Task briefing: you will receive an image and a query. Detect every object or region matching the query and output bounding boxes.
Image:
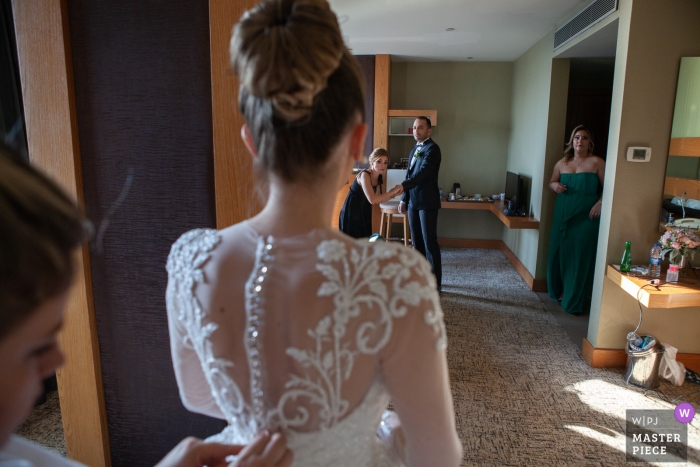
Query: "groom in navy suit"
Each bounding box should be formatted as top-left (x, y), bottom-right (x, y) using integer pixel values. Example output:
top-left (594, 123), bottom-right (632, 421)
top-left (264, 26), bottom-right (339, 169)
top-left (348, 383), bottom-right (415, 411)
top-left (399, 117), bottom-right (442, 291)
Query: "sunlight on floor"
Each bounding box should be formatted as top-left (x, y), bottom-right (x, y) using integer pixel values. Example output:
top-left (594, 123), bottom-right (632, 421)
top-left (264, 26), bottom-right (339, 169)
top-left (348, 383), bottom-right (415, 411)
top-left (564, 379), bottom-right (700, 465)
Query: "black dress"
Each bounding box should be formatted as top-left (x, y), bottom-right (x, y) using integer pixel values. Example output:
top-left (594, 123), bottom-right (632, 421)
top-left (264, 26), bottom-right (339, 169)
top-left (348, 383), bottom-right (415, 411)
top-left (339, 170), bottom-right (381, 239)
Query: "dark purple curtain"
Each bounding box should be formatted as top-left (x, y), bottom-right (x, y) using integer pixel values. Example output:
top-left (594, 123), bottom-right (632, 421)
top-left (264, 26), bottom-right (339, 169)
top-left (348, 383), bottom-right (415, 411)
top-left (67, 2), bottom-right (224, 465)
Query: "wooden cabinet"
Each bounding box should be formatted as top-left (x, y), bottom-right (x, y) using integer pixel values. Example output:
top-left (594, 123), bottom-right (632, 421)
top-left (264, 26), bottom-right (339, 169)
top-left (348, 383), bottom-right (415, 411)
top-left (387, 109), bottom-right (438, 136)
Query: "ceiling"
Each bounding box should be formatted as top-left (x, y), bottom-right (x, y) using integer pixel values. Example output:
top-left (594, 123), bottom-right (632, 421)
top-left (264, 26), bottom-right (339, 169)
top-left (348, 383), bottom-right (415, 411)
top-left (329, 0), bottom-right (595, 62)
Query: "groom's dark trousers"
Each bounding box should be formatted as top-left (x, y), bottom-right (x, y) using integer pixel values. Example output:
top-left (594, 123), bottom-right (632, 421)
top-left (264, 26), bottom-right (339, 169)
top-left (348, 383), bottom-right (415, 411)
top-left (401, 137), bottom-right (442, 289)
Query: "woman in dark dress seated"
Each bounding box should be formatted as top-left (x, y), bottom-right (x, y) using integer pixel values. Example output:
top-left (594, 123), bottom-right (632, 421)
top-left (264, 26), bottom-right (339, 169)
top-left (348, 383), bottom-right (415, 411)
top-left (339, 148), bottom-right (403, 238)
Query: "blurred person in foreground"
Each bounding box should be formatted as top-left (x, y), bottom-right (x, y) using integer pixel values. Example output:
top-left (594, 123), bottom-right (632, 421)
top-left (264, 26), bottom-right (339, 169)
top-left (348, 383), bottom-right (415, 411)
top-left (0, 143), bottom-right (292, 467)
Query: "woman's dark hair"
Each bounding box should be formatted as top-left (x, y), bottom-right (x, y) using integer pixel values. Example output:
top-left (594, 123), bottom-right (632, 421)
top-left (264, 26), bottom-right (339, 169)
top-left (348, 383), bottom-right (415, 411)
top-left (0, 143), bottom-right (87, 339)
top-left (231, 0), bottom-right (365, 183)
top-left (563, 125), bottom-right (595, 161)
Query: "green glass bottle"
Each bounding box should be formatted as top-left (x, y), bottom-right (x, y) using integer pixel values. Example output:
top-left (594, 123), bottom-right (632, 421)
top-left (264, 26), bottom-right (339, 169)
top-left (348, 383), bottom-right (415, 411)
top-left (620, 241), bottom-right (632, 273)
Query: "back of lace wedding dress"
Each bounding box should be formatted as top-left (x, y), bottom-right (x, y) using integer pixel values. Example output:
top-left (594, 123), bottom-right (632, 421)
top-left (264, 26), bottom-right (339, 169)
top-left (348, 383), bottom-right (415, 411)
top-left (166, 222), bottom-right (461, 466)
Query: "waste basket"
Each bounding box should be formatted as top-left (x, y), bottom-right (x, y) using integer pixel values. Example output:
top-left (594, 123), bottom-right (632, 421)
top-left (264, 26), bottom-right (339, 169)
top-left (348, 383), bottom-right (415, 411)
top-left (624, 338), bottom-right (664, 389)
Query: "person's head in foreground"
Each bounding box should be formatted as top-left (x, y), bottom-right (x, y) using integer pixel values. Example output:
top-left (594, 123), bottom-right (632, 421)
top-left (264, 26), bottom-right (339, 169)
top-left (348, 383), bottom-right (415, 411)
top-left (0, 143), bottom-right (86, 447)
top-left (232, 0), bottom-right (366, 192)
top-left (0, 146), bottom-right (294, 467)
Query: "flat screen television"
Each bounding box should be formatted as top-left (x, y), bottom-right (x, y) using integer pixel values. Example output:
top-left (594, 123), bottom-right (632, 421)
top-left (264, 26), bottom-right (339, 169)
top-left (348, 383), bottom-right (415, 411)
top-left (504, 171), bottom-right (524, 209)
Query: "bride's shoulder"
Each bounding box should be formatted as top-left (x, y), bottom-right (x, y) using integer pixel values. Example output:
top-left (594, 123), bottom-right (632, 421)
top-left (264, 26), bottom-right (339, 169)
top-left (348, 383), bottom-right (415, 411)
top-left (322, 235), bottom-right (435, 283)
top-left (166, 228), bottom-right (221, 277)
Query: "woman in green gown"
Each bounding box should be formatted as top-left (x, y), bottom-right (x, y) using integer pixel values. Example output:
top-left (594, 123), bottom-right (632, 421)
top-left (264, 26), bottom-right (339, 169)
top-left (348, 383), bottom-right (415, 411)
top-left (547, 125), bottom-right (605, 315)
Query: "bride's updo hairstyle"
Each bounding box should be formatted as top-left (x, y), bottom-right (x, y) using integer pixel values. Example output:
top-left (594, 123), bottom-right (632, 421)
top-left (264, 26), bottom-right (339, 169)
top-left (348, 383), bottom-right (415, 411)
top-left (231, 0), bottom-right (365, 182)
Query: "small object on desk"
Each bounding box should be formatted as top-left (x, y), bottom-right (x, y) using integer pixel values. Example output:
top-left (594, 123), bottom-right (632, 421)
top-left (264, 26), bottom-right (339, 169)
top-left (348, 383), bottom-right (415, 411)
top-left (666, 264), bottom-right (679, 283)
top-left (473, 193), bottom-right (481, 200)
top-left (620, 241), bottom-right (632, 273)
top-left (448, 192), bottom-right (455, 201)
top-left (612, 264), bottom-right (648, 275)
top-left (503, 200), bottom-right (518, 216)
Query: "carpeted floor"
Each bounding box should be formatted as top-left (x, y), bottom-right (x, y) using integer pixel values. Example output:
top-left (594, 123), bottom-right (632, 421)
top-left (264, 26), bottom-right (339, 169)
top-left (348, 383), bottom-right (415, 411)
top-left (16, 247), bottom-right (700, 465)
top-left (441, 247), bottom-right (699, 466)
top-left (16, 390), bottom-right (66, 456)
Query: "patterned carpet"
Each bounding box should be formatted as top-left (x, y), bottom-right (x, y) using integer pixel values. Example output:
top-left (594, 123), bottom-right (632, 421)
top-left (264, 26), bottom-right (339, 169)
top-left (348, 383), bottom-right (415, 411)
top-left (16, 390), bottom-right (66, 456)
top-left (441, 247), bottom-right (700, 466)
top-left (16, 247), bottom-right (700, 465)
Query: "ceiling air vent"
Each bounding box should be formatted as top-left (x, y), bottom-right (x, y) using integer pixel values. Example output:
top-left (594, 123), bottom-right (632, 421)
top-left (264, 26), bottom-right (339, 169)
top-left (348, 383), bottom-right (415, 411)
top-left (554, 0), bottom-right (618, 49)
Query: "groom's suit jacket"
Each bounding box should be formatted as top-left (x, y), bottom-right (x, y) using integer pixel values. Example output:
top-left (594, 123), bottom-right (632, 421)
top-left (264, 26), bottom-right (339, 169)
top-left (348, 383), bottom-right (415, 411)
top-left (401, 138), bottom-right (442, 210)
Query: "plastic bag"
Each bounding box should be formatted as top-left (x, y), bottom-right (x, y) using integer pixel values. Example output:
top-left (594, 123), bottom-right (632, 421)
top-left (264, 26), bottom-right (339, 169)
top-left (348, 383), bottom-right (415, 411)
top-left (659, 342), bottom-right (686, 386)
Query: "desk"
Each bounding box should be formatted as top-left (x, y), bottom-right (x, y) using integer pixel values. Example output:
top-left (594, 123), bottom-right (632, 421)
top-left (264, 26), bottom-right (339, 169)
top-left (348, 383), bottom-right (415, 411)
top-left (605, 264), bottom-right (700, 308)
top-left (441, 200), bottom-right (540, 229)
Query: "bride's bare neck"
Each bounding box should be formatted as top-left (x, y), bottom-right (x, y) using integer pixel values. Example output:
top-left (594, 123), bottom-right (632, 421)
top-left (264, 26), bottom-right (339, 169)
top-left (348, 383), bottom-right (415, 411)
top-left (248, 177), bottom-right (338, 238)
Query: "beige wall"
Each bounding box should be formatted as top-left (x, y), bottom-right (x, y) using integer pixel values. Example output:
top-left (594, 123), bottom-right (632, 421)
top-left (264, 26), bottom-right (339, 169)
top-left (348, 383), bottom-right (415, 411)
top-left (390, 61), bottom-right (513, 239)
top-left (502, 30), bottom-right (571, 278)
top-left (589, 0), bottom-right (700, 351)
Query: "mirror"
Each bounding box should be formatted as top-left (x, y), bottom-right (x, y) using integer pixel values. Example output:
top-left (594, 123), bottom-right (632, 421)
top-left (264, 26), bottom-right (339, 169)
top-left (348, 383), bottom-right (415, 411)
top-left (664, 57), bottom-right (700, 209)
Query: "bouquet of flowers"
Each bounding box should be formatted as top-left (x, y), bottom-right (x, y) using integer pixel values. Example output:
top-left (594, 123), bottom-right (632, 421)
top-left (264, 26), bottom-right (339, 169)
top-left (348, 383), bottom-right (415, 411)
top-left (659, 227), bottom-right (700, 264)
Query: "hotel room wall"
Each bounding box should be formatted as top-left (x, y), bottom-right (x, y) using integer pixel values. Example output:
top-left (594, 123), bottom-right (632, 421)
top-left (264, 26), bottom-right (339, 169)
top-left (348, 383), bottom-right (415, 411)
top-left (590, 0), bottom-right (700, 352)
top-left (502, 30), bottom-right (562, 279)
top-left (389, 61), bottom-right (513, 239)
top-left (505, 44), bottom-right (585, 287)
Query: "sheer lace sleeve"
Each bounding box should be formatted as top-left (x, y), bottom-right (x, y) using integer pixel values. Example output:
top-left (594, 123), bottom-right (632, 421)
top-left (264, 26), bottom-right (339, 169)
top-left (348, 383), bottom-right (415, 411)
top-left (379, 253), bottom-right (462, 467)
top-left (165, 229), bottom-right (225, 419)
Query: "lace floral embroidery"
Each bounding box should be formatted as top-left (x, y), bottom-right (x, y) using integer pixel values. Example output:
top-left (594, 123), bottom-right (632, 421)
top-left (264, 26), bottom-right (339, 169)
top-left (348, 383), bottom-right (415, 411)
top-left (275, 239), bottom-right (445, 430)
top-left (167, 229), bottom-right (256, 435)
top-left (168, 230), bottom-right (446, 440)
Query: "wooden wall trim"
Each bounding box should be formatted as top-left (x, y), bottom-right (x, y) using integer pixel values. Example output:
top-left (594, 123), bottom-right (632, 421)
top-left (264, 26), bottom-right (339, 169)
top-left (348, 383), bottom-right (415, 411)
top-left (388, 109), bottom-right (438, 127)
top-left (210, 0), bottom-right (262, 229)
top-left (581, 338), bottom-right (628, 368)
top-left (669, 137), bottom-right (700, 157)
top-left (373, 54), bottom-right (390, 151)
top-left (582, 338), bottom-right (700, 373)
top-left (663, 176), bottom-right (700, 199)
top-left (11, 0), bottom-right (110, 465)
top-left (438, 237), bottom-right (502, 249)
top-left (370, 54), bottom-right (390, 233)
top-left (498, 242), bottom-right (547, 292)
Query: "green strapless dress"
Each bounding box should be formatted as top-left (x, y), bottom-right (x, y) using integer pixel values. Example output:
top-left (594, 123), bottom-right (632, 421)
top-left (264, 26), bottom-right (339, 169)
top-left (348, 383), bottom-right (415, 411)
top-left (547, 172), bottom-right (600, 314)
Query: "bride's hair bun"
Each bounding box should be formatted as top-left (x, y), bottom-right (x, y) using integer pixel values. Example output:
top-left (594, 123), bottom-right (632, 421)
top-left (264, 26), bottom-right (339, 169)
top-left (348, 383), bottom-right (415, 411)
top-left (231, 0), bottom-right (346, 122)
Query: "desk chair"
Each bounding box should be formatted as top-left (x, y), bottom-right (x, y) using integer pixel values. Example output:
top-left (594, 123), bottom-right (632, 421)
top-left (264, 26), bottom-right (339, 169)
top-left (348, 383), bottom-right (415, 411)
top-left (379, 201), bottom-right (411, 247)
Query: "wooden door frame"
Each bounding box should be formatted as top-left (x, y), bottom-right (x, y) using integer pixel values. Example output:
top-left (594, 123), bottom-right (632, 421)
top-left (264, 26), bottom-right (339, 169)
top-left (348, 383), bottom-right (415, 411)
top-left (11, 1), bottom-right (110, 465)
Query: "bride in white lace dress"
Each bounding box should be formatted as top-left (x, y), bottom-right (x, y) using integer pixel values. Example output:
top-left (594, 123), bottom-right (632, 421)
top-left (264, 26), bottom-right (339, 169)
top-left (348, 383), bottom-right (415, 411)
top-left (166, 1), bottom-right (462, 465)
